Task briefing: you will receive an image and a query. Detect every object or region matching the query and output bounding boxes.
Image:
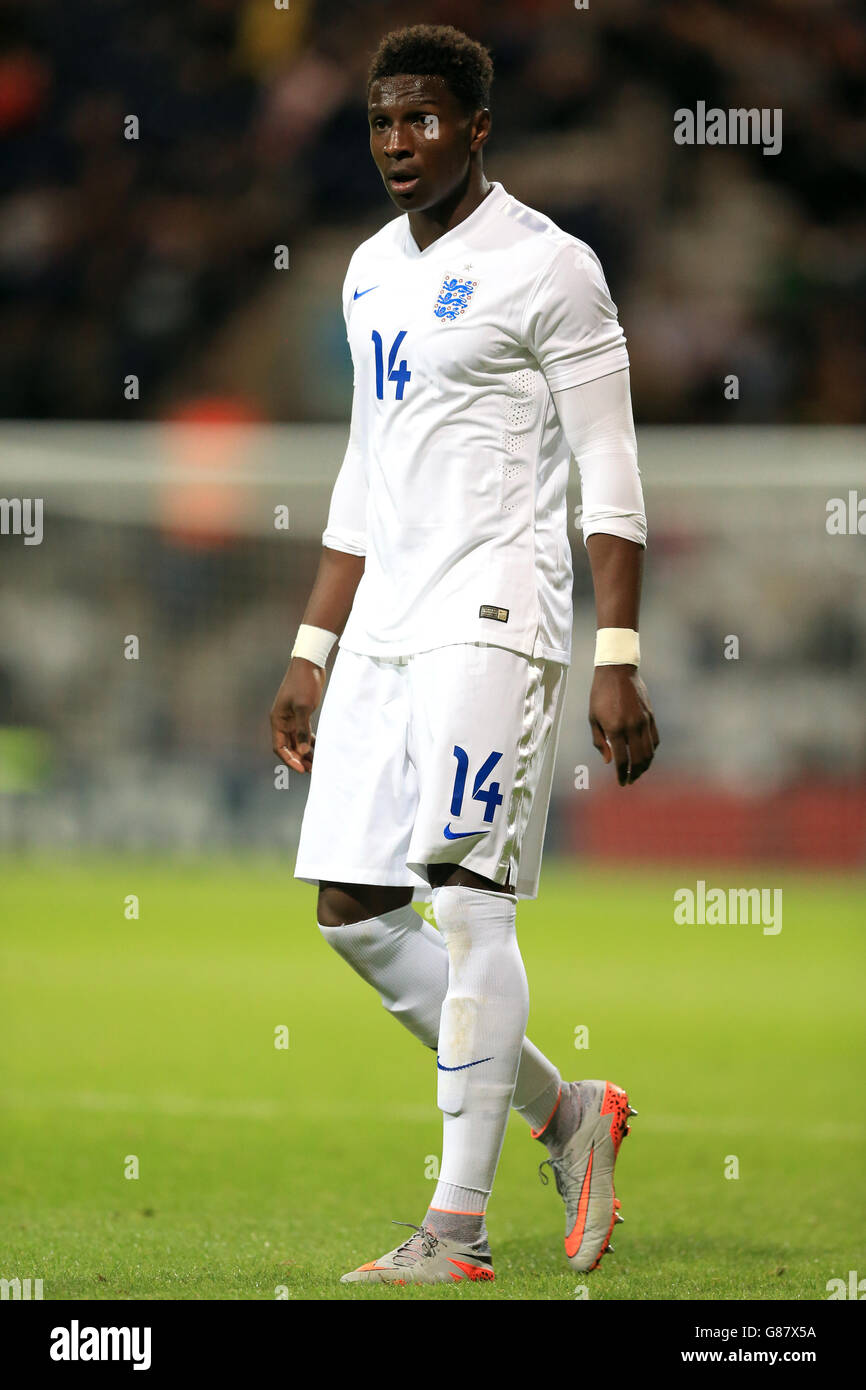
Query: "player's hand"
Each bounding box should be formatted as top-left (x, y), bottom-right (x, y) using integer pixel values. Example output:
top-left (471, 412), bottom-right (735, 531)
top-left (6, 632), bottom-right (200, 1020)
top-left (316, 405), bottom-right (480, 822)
top-left (270, 658), bottom-right (326, 774)
top-left (589, 666), bottom-right (659, 786)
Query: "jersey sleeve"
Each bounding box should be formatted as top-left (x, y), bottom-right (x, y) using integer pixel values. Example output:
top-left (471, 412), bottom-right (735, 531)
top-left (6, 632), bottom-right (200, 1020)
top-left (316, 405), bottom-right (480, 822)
top-left (522, 242), bottom-right (630, 392)
top-left (552, 369), bottom-right (647, 549)
top-left (321, 260), bottom-right (368, 557)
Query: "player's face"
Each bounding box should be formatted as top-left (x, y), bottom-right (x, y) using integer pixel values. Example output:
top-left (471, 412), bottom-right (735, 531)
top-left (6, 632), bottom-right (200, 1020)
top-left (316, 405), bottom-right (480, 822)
top-left (368, 75), bottom-right (486, 211)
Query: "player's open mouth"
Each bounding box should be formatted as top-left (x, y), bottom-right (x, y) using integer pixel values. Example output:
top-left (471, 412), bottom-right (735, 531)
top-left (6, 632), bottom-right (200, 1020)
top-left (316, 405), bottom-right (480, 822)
top-left (389, 174), bottom-right (419, 194)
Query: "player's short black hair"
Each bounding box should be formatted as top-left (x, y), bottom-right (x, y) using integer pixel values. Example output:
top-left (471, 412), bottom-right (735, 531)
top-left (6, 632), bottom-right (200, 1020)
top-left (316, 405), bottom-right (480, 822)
top-left (367, 24), bottom-right (493, 116)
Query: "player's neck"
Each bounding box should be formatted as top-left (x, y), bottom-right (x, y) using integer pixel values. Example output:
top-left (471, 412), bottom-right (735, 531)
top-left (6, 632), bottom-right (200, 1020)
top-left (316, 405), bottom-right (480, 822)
top-left (407, 170), bottom-right (493, 253)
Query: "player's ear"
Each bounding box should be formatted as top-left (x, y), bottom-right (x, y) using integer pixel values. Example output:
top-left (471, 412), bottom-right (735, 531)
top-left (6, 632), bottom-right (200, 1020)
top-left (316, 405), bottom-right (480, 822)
top-left (469, 107), bottom-right (491, 153)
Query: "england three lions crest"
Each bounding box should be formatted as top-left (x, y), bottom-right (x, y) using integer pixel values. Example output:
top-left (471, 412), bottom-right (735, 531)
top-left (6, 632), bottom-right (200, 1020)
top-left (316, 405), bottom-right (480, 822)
top-left (433, 273), bottom-right (478, 321)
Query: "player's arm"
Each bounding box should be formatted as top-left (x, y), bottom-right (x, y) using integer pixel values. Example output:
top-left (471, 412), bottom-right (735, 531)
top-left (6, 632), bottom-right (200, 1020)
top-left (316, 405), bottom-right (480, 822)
top-left (552, 368), bottom-right (659, 786)
top-left (270, 390), bottom-right (367, 774)
top-left (270, 547), bottom-right (364, 774)
top-left (585, 531), bottom-right (658, 786)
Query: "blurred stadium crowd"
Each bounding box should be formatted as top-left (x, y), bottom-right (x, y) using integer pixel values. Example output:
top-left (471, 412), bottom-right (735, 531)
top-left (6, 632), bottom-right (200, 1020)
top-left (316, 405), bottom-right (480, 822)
top-left (2, 0), bottom-right (864, 425)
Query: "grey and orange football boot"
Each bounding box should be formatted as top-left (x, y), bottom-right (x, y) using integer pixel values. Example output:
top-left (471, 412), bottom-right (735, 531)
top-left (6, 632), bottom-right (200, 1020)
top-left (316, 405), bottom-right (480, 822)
top-left (340, 1221), bottom-right (495, 1286)
top-left (538, 1079), bottom-right (636, 1272)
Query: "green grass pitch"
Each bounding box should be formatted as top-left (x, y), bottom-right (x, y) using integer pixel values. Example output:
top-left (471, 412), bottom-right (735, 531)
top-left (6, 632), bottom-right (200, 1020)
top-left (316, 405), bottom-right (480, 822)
top-left (2, 856), bottom-right (863, 1301)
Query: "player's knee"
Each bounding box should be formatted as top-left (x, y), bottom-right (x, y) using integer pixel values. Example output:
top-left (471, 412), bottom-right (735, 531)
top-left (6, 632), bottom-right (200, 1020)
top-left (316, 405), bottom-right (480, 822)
top-left (317, 888), bottom-right (382, 965)
top-left (317, 884), bottom-right (375, 928)
top-left (316, 881), bottom-right (411, 927)
top-left (316, 884), bottom-right (353, 927)
top-left (431, 884), bottom-right (478, 956)
top-left (433, 882), bottom-right (517, 960)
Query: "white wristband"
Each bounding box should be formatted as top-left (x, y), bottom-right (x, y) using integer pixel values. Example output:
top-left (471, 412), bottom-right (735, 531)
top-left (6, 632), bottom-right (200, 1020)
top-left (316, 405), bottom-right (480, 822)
top-left (595, 627), bottom-right (640, 667)
top-left (291, 624), bottom-right (338, 669)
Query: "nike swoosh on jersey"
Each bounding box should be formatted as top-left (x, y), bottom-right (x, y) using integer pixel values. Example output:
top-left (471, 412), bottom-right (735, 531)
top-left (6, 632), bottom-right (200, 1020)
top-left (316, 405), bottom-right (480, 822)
top-left (443, 824), bottom-right (490, 840)
top-left (353, 285), bottom-right (378, 299)
top-left (436, 1055), bottom-right (494, 1071)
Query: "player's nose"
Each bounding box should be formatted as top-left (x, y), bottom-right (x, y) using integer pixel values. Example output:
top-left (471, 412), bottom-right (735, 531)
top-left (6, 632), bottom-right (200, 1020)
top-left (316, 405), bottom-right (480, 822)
top-left (383, 121), bottom-right (412, 156)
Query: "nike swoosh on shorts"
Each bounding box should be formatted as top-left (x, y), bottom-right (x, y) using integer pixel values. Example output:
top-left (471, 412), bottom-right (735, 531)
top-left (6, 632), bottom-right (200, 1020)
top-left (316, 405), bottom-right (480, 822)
top-left (443, 824), bottom-right (489, 840)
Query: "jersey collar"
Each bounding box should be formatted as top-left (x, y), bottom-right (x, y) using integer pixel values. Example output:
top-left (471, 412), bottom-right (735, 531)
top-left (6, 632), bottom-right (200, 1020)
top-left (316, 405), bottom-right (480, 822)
top-left (401, 181), bottom-right (506, 259)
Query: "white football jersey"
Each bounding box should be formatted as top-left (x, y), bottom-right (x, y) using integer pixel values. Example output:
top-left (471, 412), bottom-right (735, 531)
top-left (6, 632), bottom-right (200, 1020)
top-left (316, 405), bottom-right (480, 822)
top-left (323, 180), bottom-right (630, 666)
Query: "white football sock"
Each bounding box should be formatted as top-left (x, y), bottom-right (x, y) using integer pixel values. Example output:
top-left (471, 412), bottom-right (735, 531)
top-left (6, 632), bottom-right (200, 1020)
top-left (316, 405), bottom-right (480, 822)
top-left (512, 1048), bottom-right (562, 1137)
top-left (318, 902), bottom-right (562, 1126)
top-left (318, 903), bottom-right (445, 1047)
top-left (428, 884), bottom-right (529, 1204)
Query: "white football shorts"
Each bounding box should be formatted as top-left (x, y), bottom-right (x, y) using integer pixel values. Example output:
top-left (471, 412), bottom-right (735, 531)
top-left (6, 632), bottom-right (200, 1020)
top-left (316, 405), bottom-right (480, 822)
top-left (294, 642), bottom-right (568, 901)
